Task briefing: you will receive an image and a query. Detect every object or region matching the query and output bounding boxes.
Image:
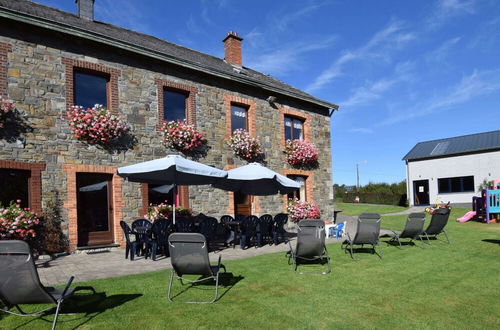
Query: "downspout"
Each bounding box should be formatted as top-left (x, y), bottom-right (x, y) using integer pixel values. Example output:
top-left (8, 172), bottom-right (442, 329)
top-left (406, 160), bottom-right (411, 206)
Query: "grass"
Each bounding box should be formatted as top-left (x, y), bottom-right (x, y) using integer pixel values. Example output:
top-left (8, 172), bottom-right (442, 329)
top-left (335, 202), bottom-right (408, 216)
top-left (2, 208), bottom-right (500, 329)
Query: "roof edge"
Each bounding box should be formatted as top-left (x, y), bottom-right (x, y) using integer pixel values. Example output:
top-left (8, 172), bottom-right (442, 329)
top-left (0, 5), bottom-right (339, 111)
top-left (403, 146), bottom-right (500, 161)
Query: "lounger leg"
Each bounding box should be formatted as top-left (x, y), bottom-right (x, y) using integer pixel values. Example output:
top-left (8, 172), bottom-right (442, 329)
top-left (167, 269), bottom-right (175, 302)
top-left (349, 243), bottom-right (354, 259)
top-left (396, 236), bottom-right (402, 249)
top-left (418, 236), bottom-right (425, 249)
top-left (51, 299), bottom-right (63, 330)
top-left (210, 273), bottom-right (220, 303)
top-left (125, 244), bottom-right (129, 259)
top-left (443, 230), bottom-right (450, 244)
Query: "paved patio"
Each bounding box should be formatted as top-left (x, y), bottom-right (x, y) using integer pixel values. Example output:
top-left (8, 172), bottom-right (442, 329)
top-left (37, 213), bottom-right (393, 286)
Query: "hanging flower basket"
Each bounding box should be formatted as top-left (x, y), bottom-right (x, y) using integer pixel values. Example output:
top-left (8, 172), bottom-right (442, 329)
top-left (287, 198), bottom-right (321, 223)
top-left (0, 200), bottom-right (40, 240)
top-left (284, 139), bottom-right (319, 167)
top-left (228, 129), bottom-right (264, 161)
top-left (145, 203), bottom-right (192, 222)
top-left (162, 120), bottom-right (207, 152)
top-left (0, 96), bottom-right (16, 129)
top-left (65, 104), bottom-right (129, 146)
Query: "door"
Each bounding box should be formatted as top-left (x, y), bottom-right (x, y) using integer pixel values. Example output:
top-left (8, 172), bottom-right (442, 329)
top-left (234, 191), bottom-right (252, 216)
top-left (413, 180), bottom-right (430, 205)
top-left (77, 173), bottom-right (114, 246)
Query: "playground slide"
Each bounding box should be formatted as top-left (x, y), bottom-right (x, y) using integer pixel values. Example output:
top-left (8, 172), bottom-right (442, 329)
top-left (457, 211), bottom-right (476, 222)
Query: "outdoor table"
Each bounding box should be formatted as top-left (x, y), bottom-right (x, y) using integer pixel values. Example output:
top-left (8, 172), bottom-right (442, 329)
top-left (225, 221), bottom-right (241, 247)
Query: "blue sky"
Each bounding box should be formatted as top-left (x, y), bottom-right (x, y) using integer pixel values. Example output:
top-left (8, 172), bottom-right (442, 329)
top-left (34, 0), bottom-right (500, 186)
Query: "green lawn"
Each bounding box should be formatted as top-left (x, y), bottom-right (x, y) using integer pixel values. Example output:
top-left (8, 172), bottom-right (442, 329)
top-left (2, 208), bottom-right (499, 329)
top-left (335, 202), bottom-right (409, 216)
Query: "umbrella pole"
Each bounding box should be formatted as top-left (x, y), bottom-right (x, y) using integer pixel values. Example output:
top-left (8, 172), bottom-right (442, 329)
top-left (173, 185), bottom-right (177, 225)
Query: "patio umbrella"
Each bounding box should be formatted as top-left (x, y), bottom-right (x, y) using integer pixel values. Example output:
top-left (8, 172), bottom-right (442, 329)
top-left (117, 155), bottom-right (227, 223)
top-left (212, 162), bottom-right (301, 196)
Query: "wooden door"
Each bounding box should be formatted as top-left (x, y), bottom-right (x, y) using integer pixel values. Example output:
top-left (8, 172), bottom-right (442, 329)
top-left (413, 180), bottom-right (430, 205)
top-left (77, 173), bottom-right (114, 246)
top-left (234, 191), bottom-right (252, 216)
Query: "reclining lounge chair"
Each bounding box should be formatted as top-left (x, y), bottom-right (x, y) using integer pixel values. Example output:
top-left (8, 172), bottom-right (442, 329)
top-left (342, 212), bottom-right (382, 259)
top-left (421, 208), bottom-right (451, 244)
top-left (388, 212), bottom-right (426, 248)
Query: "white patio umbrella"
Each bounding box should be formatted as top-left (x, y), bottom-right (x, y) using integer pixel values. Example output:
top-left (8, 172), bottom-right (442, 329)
top-left (117, 155), bottom-right (227, 223)
top-left (212, 162), bottom-right (301, 196)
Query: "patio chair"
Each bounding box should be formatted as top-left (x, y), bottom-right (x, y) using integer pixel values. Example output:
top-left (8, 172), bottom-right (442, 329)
top-left (0, 240), bottom-right (96, 330)
top-left (149, 218), bottom-right (174, 260)
top-left (421, 208), bottom-right (451, 244)
top-left (120, 221), bottom-right (140, 261)
top-left (272, 213), bottom-right (288, 245)
top-left (388, 213), bottom-right (426, 248)
top-left (341, 213), bottom-right (382, 259)
top-left (168, 233), bottom-right (227, 303)
top-left (287, 220), bottom-right (331, 274)
top-left (256, 214), bottom-right (273, 247)
top-left (131, 218), bottom-right (152, 256)
top-left (330, 221), bottom-right (346, 239)
top-left (240, 215), bottom-right (258, 249)
top-left (198, 217), bottom-right (218, 250)
top-left (175, 217), bottom-right (192, 233)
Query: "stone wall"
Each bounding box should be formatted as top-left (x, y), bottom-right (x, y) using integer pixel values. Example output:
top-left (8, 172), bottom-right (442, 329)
top-left (0, 23), bottom-right (333, 250)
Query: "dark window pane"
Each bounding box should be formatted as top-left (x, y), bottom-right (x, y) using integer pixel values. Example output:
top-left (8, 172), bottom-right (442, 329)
top-left (0, 169), bottom-right (30, 208)
top-left (438, 178), bottom-right (449, 193)
top-left (292, 119), bottom-right (303, 140)
top-left (231, 104), bottom-right (247, 132)
top-left (163, 90), bottom-right (187, 122)
top-left (74, 72), bottom-right (108, 109)
top-left (148, 184), bottom-right (175, 206)
top-left (284, 117), bottom-right (292, 140)
top-left (450, 177), bottom-right (461, 192)
top-left (76, 173), bottom-right (110, 232)
top-left (462, 176), bottom-right (474, 191)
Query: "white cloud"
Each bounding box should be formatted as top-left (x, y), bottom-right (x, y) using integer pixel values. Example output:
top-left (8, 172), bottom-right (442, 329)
top-left (426, 0), bottom-right (476, 29)
top-left (349, 128), bottom-right (374, 134)
top-left (95, 0), bottom-right (153, 35)
top-left (273, 2), bottom-right (327, 32)
top-left (305, 21), bottom-right (414, 93)
top-left (425, 37), bottom-right (462, 63)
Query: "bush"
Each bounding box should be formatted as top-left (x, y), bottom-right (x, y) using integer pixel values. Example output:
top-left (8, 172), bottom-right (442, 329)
top-left (0, 200), bottom-right (40, 240)
top-left (342, 192), bottom-right (408, 206)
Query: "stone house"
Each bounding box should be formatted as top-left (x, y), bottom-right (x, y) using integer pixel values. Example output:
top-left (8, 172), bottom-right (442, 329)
top-left (0, 0), bottom-right (338, 251)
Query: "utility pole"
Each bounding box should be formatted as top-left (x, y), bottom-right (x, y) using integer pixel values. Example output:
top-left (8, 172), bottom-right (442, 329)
top-left (356, 163), bottom-right (360, 192)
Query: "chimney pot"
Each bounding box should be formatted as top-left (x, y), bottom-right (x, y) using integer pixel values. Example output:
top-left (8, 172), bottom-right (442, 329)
top-left (223, 31), bottom-right (243, 67)
top-left (75, 0), bottom-right (95, 21)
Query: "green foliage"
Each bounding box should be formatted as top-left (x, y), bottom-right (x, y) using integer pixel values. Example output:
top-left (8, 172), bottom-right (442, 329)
top-left (334, 202), bottom-right (408, 216)
top-left (334, 181), bottom-right (408, 206)
top-left (478, 178), bottom-right (494, 192)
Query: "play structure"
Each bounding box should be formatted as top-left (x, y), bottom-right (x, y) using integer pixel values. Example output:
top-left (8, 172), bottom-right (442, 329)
top-left (458, 181), bottom-right (500, 223)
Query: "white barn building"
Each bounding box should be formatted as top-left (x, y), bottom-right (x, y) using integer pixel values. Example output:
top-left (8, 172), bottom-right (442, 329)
top-left (403, 130), bottom-right (500, 207)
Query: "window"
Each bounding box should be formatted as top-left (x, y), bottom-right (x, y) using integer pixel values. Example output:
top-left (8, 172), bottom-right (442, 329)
top-left (148, 184), bottom-right (175, 206)
top-left (163, 89), bottom-right (187, 122)
top-left (0, 169), bottom-right (30, 209)
top-left (284, 116), bottom-right (304, 140)
top-left (231, 104), bottom-right (248, 132)
top-left (287, 175), bottom-right (307, 202)
top-left (74, 71), bottom-right (108, 108)
top-left (438, 176), bottom-right (474, 193)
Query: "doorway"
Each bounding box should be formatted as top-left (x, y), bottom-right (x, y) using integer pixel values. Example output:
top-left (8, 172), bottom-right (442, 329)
top-left (413, 180), bottom-right (430, 205)
top-left (76, 173), bottom-right (114, 246)
top-left (234, 191), bottom-right (252, 216)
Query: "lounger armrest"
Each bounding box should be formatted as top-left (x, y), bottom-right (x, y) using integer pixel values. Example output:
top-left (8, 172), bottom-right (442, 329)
top-left (60, 276), bottom-right (75, 299)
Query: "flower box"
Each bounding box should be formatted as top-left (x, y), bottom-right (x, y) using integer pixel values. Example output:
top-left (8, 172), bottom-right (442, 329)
top-left (162, 120), bottom-right (207, 152)
top-left (284, 139), bottom-right (319, 167)
top-left (228, 129), bottom-right (264, 161)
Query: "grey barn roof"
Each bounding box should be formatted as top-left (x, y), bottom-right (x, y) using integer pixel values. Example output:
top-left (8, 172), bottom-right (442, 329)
top-left (0, 0), bottom-right (338, 111)
top-left (403, 130), bottom-right (500, 161)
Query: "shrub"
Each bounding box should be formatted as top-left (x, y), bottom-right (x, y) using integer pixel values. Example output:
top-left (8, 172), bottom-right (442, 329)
top-left (145, 203), bottom-right (192, 221)
top-left (284, 140), bottom-right (319, 167)
top-left (0, 200), bottom-right (40, 240)
top-left (0, 96), bottom-right (16, 128)
top-left (65, 104), bottom-right (129, 146)
top-left (287, 198), bottom-right (321, 222)
top-left (228, 129), bottom-right (264, 161)
top-left (162, 119), bottom-right (207, 152)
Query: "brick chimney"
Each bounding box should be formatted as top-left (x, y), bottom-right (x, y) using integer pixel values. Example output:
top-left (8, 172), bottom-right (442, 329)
top-left (223, 31), bottom-right (243, 67)
top-left (75, 0), bottom-right (95, 21)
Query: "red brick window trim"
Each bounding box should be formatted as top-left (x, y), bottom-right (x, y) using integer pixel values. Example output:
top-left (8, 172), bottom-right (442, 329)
top-left (279, 107), bottom-right (311, 148)
top-left (62, 164), bottom-right (124, 252)
top-left (141, 184), bottom-right (190, 217)
top-left (62, 57), bottom-right (120, 111)
top-left (156, 79), bottom-right (197, 130)
top-left (0, 160), bottom-right (45, 215)
top-left (0, 42), bottom-right (12, 97)
top-left (224, 94), bottom-right (256, 139)
top-left (282, 169), bottom-right (314, 211)
top-left (223, 165), bottom-right (261, 215)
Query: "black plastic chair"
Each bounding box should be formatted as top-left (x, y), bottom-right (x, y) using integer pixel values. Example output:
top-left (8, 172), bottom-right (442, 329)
top-left (272, 213), bottom-right (288, 245)
top-left (388, 213), bottom-right (426, 248)
top-left (240, 215), bottom-right (258, 249)
top-left (198, 217), bottom-right (218, 250)
top-left (0, 240), bottom-right (95, 330)
top-left (168, 233), bottom-right (227, 303)
top-left (342, 213), bottom-right (382, 259)
top-left (131, 218), bottom-right (152, 256)
top-left (120, 221), bottom-right (139, 261)
top-left (256, 214), bottom-right (273, 247)
top-left (175, 217), bottom-right (192, 233)
top-left (422, 208), bottom-right (451, 244)
top-left (288, 220), bottom-right (331, 274)
top-left (149, 218), bottom-right (174, 260)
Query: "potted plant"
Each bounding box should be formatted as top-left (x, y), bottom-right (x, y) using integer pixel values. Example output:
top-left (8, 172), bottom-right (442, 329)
top-left (228, 128), bottom-right (264, 162)
top-left (0, 96), bottom-right (16, 128)
top-left (287, 198), bottom-right (321, 223)
top-left (161, 119), bottom-right (207, 152)
top-left (145, 203), bottom-right (192, 221)
top-left (0, 200), bottom-right (40, 240)
top-left (284, 139), bottom-right (319, 167)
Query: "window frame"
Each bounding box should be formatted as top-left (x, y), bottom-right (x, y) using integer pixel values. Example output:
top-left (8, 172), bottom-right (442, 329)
top-left (156, 79), bottom-right (197, 130)
top-left (230, 102), bottom-right (249, 132)
top-left (284, 115), bottom-right (305, 141)
top-left (0, 42), bottom-right (12, 97)
top-left (437, 176), bottom-right (475, 194)
top-left (286, 175), bottom-right (307, 202)
top-left (279, 107), bottom-right (311, 148)
top-left (282, 169), bottom-right (314, 211)
top-left (73, 68), bottom-right (110, 109)
top-left (224, 95), bottom-right (256, 139)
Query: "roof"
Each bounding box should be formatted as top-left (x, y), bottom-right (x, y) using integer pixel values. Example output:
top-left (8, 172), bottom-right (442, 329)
top-left (0, 0), bottom-right (339, 111)
top-left (403, 130), bottom-right (500, 161)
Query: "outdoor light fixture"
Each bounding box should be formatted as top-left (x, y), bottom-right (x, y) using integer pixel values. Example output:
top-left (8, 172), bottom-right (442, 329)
top-left (266, 96), bottom-right (277, 104)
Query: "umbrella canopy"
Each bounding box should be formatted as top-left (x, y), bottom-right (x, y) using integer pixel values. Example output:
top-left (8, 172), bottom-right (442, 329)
top-left (117, 155), bottom-right (227, 185)
top-left (212, 162), bottom-right (301, 196)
